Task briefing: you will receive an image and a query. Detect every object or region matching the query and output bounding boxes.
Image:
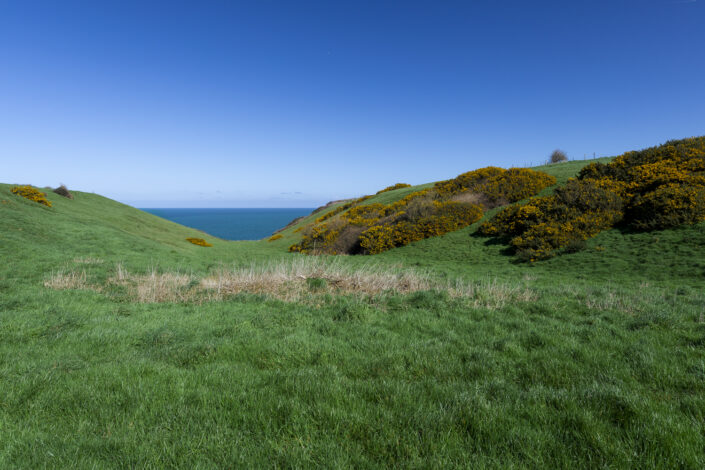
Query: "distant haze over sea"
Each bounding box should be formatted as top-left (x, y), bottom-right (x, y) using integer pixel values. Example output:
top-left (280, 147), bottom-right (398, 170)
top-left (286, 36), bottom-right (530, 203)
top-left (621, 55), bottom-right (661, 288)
top-left (141, 208), bottom-right (314, 241)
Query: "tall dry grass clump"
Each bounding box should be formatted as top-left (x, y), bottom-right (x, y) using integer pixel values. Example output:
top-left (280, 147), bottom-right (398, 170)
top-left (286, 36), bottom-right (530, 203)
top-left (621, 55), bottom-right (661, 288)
top-left (201, 257), bottom-right (434, 301)
top-left (448, 278), bottom-right (538, 309)
top-left (73, 257), bottom-right (103, 264)
top-left (44, 269), bottom-right (88, 290)
top-left (111, 263), bottom-right (194, 303)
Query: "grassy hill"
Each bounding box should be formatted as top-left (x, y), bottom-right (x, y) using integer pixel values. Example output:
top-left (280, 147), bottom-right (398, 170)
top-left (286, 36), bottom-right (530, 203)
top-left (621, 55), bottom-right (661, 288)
top-left (1, 154), bottom-right (704, 468)
top-left (268, 158), bottom-right (614, 251)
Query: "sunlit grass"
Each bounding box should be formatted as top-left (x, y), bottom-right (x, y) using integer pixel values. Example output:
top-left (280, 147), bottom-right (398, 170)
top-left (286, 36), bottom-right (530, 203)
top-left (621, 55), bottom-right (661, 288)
top-left (1, 163), bottom-right (704, 468)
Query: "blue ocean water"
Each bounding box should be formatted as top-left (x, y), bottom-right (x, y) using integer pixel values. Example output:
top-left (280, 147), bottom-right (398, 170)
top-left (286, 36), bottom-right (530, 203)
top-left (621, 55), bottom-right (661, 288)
top-left (141, 208), bottom-right (314, 241)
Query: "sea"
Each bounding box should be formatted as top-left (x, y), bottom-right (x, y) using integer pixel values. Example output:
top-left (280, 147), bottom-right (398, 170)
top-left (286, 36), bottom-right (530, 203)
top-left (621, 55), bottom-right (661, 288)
top-left (141, 208), bottom-right (314, 241)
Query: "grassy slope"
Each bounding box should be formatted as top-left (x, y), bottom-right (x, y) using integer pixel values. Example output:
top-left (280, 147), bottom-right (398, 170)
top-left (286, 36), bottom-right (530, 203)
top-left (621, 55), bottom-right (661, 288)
top-left (0, 183), bottom-right (286, 276)
top-left (531, 157), bottom-right (613, 185)
top-left (1, 162), bottom-right (705, 468)
top-left (265, 200), bottom-right (351, 247)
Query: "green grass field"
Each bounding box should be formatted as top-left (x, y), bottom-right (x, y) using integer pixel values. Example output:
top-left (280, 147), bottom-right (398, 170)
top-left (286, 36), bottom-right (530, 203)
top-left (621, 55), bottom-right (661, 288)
top-left (1, 160), bottom-right (704, 468)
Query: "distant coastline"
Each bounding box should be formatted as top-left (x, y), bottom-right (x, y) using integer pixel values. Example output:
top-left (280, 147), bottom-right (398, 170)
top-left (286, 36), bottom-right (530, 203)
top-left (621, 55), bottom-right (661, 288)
top-left (141, 207), bottom-right (314, 241)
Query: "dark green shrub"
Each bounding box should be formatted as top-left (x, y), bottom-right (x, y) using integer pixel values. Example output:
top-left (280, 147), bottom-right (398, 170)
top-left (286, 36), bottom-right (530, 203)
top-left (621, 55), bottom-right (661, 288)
top-left (53, 184), bottom-right (73, 199)
top-left (562, 238), bottom-right (587, 254)
top-left (550, 149), bottom-right (568, 163)
top-left (554, 179), bottom-right (623, 215)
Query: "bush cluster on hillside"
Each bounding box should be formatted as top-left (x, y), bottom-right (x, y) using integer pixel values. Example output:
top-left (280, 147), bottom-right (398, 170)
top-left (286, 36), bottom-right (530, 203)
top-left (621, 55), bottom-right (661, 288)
top-left (11, 185), bottom-right (52, 207)
top-left (53, 184), bottom-right (73, 199)
top-left (290, 167), bottom-right (556, 255)
top-left (186, 237), bottom-right (212, 247)
top-left (480, 136), bottom-right (705, 260)
top-left (376, 183), bottom-right (411, 194)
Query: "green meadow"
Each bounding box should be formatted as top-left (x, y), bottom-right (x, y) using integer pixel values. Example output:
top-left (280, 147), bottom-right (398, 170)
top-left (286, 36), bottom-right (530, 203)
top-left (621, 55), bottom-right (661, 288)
top-left (1, 158), bottom-right (704, 468)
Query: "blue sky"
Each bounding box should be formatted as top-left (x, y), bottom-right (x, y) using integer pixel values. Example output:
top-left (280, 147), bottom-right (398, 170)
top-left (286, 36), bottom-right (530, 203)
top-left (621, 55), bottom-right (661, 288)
top-left (1, 0), bottom-right (703, 208)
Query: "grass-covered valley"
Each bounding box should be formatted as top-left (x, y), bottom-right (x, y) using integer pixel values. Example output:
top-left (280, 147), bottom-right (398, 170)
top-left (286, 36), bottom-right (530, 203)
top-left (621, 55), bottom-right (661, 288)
top-left (1, 139), bottom-right (705, 468)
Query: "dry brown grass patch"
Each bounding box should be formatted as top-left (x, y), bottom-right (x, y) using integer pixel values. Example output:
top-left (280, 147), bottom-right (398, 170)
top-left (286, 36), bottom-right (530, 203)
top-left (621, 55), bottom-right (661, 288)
top-left (44, 259), bottom-right (538, 308)
top-left (44, 269), bottom-right (88, 290)
top-left (110, 264), bottom-right (194, 303)
top-left (201, 258), bottom-right (435, 301)
top-left (449, 278), bottom-right (538, 309)
top-left (450, 191), bottom-right (490, 207)
top-left (73, 257), bottom-right (104, 264)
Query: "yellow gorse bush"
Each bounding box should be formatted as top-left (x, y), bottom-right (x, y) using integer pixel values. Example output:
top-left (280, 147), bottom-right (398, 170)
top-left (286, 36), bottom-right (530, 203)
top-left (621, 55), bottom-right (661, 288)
top-left (268, 234), bottom-right (283, 242)
top-left (376, 183), bottom-right (412, 194)
top-left (481, 136), bottom-right (705, 260)
top-left (359, 202), bottom-right (484, 254)
top-left (11, 185), bottom-right (52, 207)
top-left (290, 167), bottom-right (554, 255)
top-left (434, 167), bottom-right (556, 203)
top-left (342, 203), bottom-right (387, 226)
top-left (629, 183), bottom-right (705, 230)
top-left (186, 237), bottom-right (212, 247)
top-left (315, 195), bottom-right (372, 224)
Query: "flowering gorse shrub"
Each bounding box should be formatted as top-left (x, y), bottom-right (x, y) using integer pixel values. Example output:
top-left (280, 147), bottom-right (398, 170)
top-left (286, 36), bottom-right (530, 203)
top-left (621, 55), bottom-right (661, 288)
top-left (434, 167), bottom-right (556, 203)
top-left (577, 136), bottom-right (705, 230)
top-left (342, 203), bottom-right (387, 226)
top-left (359, 202), bottom-right (483, 254)
top-left (11, 185), bottom-right (52, 207)
top-left (629, 183), bottom-right (705, 230)
top-left (268, 234), bottom-right (283, 241)
top-left (290, 167), bottom-right (554, 255)
top-left (376, 183), bottom-right (411, 194)
top-left (315, 196), bottom-right (372, 223)
top-left (186, 237), bottom-right (212, 247)
top-left (480, 180), bottom-right (623, 260)
top-left (481, 136), bottom-right (705, 260)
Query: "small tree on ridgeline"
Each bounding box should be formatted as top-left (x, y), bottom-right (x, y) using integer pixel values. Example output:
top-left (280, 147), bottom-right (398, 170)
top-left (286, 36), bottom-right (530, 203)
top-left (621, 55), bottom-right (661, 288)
top-left (53, 184), bottom-right (73, 199)
top-left (550, 149), bottom-right (568, 163)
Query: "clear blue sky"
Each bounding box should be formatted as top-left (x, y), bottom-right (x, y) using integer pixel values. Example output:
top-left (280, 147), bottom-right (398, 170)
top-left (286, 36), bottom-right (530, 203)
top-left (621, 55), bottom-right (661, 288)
top-left (2, 1), bottom-right (703, 208)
